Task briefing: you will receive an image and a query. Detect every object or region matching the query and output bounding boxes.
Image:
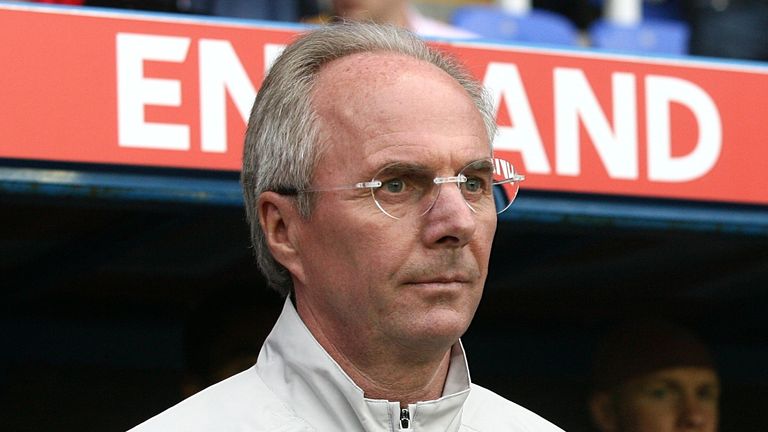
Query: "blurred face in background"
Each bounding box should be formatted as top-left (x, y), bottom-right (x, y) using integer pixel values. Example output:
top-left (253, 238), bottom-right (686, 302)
top-left (330, 0), bottom-right (409, 26)
top-left (612, 367), bottom-right (720, 432)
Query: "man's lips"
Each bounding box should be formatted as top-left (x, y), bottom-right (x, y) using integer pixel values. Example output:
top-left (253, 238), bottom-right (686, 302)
top-left (398, 259), bottom-right (481, 287)
top-left (404, 276), bottom-right (472, 285)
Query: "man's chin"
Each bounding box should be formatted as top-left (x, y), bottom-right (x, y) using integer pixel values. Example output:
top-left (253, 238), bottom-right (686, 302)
top-left (399, 309), bottom-right (474, 348)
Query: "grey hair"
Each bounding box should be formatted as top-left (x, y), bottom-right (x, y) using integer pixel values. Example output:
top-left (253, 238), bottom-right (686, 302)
top-left (241, 22), bottom-right (497, 296)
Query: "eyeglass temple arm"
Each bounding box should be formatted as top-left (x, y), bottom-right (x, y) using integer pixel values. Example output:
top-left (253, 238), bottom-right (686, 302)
top-left (273, 182), bottom-right (377, 195)
top-left (493, 174), bottom-right (526, 185)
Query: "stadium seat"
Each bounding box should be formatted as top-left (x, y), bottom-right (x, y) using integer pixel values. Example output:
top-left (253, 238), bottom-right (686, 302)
top-left (451, 6), bottom-right (580, 46)
top-left (589, 18), bottom-right (690, 55)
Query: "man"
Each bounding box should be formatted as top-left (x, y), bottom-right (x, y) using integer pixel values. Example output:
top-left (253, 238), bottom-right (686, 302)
top-left (131, 23), bottom-right (558, 431)
top-left (307, 0), bottom-right (477, 38)
top-left (589, 319), bottom-right (720, 432)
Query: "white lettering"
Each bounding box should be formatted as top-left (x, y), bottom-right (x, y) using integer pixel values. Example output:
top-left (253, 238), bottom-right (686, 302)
top-left (199, 39), bottom-right (257, 153)
top-left (483, 62), bottom-right (551, 174)
top-left (116, 33), bottom-right (190, 150)
top-left (646, 75), bottom-right (722, 182)
top-left (264, 43), bottom-right (286, 73)
top-left (554, 68), bottom-right (638, 179)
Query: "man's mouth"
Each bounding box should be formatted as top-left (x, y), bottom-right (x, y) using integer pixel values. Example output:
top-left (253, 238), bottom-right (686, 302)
top-left (405, 275), bottom-right (472, 286)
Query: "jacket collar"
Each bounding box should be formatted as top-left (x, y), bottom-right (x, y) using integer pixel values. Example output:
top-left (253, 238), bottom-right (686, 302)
top-left (256, 298), bottom-right (471, 432)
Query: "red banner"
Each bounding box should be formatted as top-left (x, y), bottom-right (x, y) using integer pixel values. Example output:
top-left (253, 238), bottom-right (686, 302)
top-left (2, 4), bottom-right (767, 205)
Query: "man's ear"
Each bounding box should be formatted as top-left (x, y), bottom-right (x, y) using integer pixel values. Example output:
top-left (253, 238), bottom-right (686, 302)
top-left (589, 391), bottom-right (618, 432)
top-left (258, 191), bottom-right (306, 283)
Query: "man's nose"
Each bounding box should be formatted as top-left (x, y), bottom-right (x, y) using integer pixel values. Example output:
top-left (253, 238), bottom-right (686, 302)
top-left (677, 395), bottom-right (708, 429)
top-left (422, 183), bottom-right (478, 247)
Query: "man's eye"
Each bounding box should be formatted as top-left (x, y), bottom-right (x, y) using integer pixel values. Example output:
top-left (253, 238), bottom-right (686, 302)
top-left (645, 385), bottom-right (675, 400)
top-left (384, 178), bottom-right (406, 193)
top-left (698, 386), bottom-right (720, 402)
top-left (464, 177), bottom-right (485, 193)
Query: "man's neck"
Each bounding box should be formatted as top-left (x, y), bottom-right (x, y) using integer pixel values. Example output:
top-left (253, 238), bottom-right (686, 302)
top-left (334, 345), bottom-right (452, 407)
top-left (295, 298), bottom-right (454, 406)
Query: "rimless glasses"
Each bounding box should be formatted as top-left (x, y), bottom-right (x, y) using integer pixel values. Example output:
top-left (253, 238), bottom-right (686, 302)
top-left (275, 157), bottom-right (524, 220)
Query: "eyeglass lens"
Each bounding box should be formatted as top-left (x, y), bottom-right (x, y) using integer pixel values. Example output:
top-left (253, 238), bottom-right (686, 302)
top-left (369, 158), bottom-right (520, 219)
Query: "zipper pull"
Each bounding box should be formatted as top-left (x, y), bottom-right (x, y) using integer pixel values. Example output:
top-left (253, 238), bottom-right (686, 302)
top-left (400, 407), bottom-right (411, 429)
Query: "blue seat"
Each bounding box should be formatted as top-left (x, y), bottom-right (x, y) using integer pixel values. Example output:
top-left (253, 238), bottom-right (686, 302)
top-left (589, 18), bottom-right (690, 55)
top-left (451, 6), bottom-right (580, 46)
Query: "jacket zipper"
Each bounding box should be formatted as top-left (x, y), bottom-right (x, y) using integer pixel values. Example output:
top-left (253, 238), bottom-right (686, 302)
top-left (400, 407), bottom-right (411, 429)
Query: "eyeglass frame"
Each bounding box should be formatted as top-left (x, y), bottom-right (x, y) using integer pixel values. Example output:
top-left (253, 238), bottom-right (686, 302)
top-left (272, 157), bottom-right (525, 220)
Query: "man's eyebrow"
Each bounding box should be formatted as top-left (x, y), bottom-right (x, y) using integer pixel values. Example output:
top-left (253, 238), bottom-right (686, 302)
top-left (373, 161), bottom-right (433, 176)
top-left (699, 382), bottom-right (720, 391)
top-left (637, 378), bottom-right (673, 389)
top-left (374, 158), bottom-right (493, 174)
top-left (463, 159), bottom-right (494, 172)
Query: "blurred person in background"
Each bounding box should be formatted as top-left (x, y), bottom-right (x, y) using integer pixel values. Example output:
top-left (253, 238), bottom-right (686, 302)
top-left (308, 0), bottom-right (478, 38)
top-left (589, 319), bottom-right (720, 432)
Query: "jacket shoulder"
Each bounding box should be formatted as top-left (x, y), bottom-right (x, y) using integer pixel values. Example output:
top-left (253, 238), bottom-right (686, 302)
top-left (461, 384), bottom-right (564, 431)
top-left (128, 367), bottom-right (313, 432)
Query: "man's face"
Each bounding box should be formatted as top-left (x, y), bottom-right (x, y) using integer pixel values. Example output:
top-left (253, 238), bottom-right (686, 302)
top-left (331, 0), bottom-right (407, 23)
top-left (616, 367), bottom-right (720, 432)
top-left (292, 52), bottom-right (495, 358)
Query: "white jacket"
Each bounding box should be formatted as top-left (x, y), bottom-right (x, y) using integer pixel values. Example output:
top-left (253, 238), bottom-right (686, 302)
top-left (131, 300), bottom-right (564, 431)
